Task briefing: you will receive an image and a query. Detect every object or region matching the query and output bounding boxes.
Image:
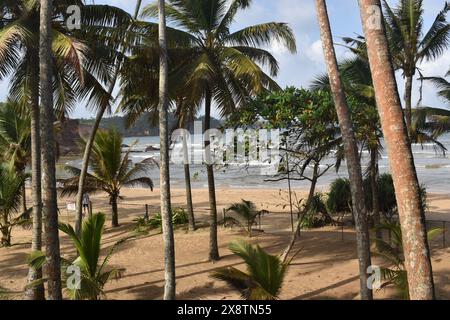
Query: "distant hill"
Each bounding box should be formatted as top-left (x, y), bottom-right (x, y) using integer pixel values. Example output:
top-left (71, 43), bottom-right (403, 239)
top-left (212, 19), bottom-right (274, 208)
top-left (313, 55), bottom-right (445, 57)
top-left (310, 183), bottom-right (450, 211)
top-left (77, 112), bottom-right (223, 137)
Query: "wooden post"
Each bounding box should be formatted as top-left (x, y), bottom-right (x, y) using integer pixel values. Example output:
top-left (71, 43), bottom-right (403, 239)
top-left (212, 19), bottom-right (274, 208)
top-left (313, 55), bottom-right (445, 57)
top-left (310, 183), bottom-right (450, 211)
top-left (259, 213), bottom-right (262, 230)
top-left (145, 204), bottom-right (149, 220)
top-left (286, 152), bottom-right (294, 233)
top-left (223, 208), bottom-right (226, 229)
top-left (88, 201), bottom-right (93, 219)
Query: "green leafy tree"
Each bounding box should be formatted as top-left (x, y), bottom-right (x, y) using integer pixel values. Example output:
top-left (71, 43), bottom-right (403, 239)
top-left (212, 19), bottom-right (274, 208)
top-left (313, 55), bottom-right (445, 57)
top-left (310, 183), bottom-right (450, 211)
top-left (60, 129), bottom-right (155, 228)
top-left (211, 241), bottom-right (288, 300)
top-left (327, 178), bottom-right (352, 215)
top-left (227, 88), bottom-right (340, 262)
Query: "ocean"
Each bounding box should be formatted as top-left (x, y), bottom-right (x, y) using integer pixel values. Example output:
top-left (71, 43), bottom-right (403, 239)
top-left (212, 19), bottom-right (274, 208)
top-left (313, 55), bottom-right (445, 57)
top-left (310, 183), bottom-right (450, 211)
top-left (61, 133), bottom-right (450, 193)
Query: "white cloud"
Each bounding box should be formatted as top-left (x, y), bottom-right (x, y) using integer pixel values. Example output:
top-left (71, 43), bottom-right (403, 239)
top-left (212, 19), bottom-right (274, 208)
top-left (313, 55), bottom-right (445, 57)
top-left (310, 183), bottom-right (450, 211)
top-left (305, 40), bottom-right (325, 65)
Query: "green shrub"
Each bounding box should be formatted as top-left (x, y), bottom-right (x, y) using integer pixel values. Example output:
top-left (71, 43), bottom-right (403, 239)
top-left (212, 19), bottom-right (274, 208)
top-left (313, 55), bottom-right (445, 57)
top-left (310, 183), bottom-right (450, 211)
top-left (301, 193), bottom-right (334, 229)
top-left (364, 173), bottom-right (428, 219)
top-left (210, 241), bottom-right (288, 300)
top-left (372, 221), bottom-right (442, 299)
top-left (326, 178), bottom-right (352, 214)
top-left (224, 200), bottom-right (260, 237)
top-left (134, 208), bottom-right (189, 232)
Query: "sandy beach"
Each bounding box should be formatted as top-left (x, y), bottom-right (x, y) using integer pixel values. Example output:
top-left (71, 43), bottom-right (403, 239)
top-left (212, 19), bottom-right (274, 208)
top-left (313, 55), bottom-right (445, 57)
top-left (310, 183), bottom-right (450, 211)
top-left (1, 187), bottom-right (449, 300)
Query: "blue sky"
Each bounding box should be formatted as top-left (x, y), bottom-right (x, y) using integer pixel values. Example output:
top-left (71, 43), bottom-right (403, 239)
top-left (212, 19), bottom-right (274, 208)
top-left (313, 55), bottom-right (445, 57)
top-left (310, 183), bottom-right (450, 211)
top-left (0, 0), bottom-right (449, 119)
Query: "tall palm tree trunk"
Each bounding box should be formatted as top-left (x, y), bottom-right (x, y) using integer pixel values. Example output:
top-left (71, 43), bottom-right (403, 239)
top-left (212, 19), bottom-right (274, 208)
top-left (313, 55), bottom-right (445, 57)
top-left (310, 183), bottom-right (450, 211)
top-left (316, 0), bottom-right (373, 300)
top-left (358, 0), bottom-right (435, 300)
top-left (404, 75), bottom-right (413, 134)
top-left (40, 0), bottom-right (62, 300)
top-left (21, 185), bottom-right (28, 216)
top-left (370, 147), bottom-right (382, 240)
top-left (158, 0), bottom-right (176, 300)
top-left (204, 89), bottom-right (219, 261)
top-left (111, 195), bottom-right (119, 228)
top-left (25, 57), bottom-right (45, 300)
top-left (182, 129), bottom-right (196, 231)
top-left (75, 0), bottom-right (143, 236)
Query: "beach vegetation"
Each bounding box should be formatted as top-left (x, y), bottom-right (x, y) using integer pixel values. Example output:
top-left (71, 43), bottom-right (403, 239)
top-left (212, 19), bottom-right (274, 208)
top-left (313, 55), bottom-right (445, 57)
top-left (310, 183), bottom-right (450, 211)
top-left (211, 240), bottom-right (288, 300)
top-left (0, 163), bottom-right (29, 247)
top-left (372, 221), bottom-right (443, 300)
top-left (60, 128), bottom-right (156, 228)
top-left (29, 213), bottom-right (124, 300)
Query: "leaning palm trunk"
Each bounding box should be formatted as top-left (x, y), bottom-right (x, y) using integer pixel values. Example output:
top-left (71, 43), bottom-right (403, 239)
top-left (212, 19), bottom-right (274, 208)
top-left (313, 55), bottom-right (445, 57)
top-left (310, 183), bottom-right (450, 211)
top-left (158, 0), bottom-right (176, 300)
top-left (358, 0), bottom-right (435, 300)
top-left (24, 58), bottom-right (45, 300)
top-left (110, 195), bottom-right (119, 228)
top-left (182, 129), bottom-right (196, 231)
top-left (75, 0), bottom-right (143, 236)
top-left (39, 0), bottom-right (62, 300)
top-left (316, 0), bottom-right (373, 300)
top-left (204, 89), bottom-right (219, 261)
top-left (21, 185), bottom-right (27, 215)
top-left (75, 94), bottom-right (111, 236)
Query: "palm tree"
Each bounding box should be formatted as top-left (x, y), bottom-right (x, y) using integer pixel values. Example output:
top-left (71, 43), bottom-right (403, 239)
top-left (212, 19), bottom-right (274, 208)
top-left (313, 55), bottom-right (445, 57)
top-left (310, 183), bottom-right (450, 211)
top-left (118, 38), bottom-right (201, 233)
top-left (29, 213), bottom-right (125, 300)
top-left (74, 0), bottom-right (144, 237)
top-left (141, 0), bottom-right (296, 261)
top-left (1, 0), bottom-right (133, 300)
top-left (348, 1), bottom-right (450, 133)
top-left (315, 0), bottom-right (372, 300)
top-left (385, 0), bottom-right (449, 132)
top-left (416, 69), bottom-right (450, 138)
top-left (372, 222), bottom-right (443, 300)
top-left (39, 0), bottom-right (62, 300)
top-left (0, 101), bottom-right (31, 214)
top-left (157, 0), bottom-right (176, 300)
top-left (423, 68), bottom-right (450, 105)
top-left (60, 129), bottom-right (155, 228)
top-left (358, 0), bottom-right (435, 300)
top-left (0, 163), bottom-right (28, 247)
top-left (311, 57), bottom-right (384, 236)
top-left (225, 200), bottom-right (260, 237)
top-left (174, 100), bottom-right (197, 232)
top-left (211, 241), bottom-right (288, 300)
